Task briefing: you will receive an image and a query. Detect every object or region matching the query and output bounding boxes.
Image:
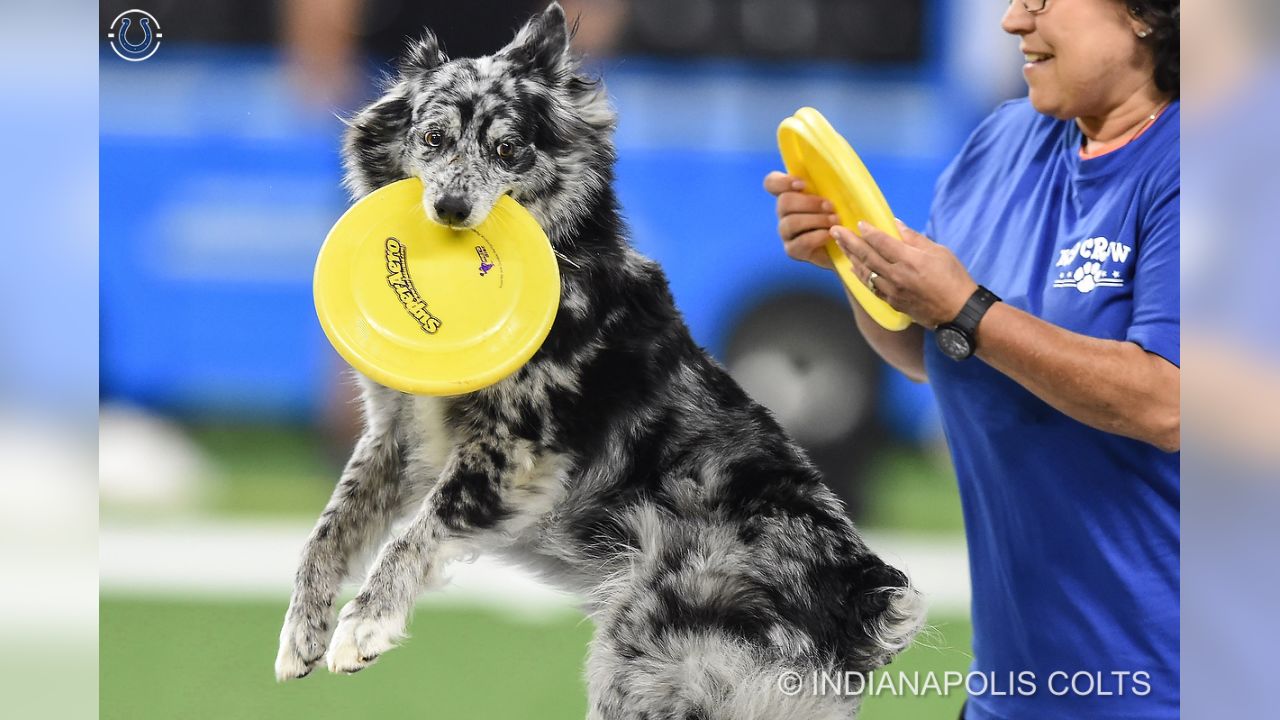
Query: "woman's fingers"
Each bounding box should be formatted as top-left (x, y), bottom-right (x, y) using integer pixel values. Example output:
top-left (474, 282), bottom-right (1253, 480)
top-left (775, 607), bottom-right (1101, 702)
top-left (831, 225), bottom-right (890, 274)
top-left (763, 171), bottom-right (805, 196)
top-left (894, 218), bottom-right (933, 249)
top-left (779, 212), bottom-right (839, 242)
top-left (854, 221), bottom-right (908, 264)
top-left (784, 228), bottom-right (835, 269)
top-left (776, 191), bottom-right (831, 219)
top-left (860, 264), bottom-right (896, 298)
top-left (766, 170), bottom-right (838, 271)
top-left (833, 225), bottom-right (905, 298)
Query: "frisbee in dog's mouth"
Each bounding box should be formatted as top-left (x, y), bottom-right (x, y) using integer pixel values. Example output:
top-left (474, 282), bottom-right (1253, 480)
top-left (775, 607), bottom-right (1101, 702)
top-left (314, 177), bottom-right (560, 396)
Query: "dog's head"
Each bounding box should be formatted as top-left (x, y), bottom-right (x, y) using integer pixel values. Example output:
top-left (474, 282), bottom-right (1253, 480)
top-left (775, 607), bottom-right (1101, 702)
top-left (342, 2), bottom-right (616, 238)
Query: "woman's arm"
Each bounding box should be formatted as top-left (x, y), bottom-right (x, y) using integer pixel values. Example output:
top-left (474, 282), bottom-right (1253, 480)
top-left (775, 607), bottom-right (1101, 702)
top-left (833, 220), bottom-right (1179, 452)
top-left (764, 171), bottom-right (927, 381)
top-left (976, 302), bottom-right (1179, 452)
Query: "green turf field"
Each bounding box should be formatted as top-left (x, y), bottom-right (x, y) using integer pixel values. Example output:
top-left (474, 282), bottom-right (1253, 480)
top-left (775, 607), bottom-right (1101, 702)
top-left (101, 597), bottom-right (971, 720)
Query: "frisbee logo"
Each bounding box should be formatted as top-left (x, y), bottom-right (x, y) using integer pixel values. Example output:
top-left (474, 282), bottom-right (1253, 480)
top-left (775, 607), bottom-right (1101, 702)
top-left (1052, 236), bottom-right (1130, 294)
top-left (107, 9), bottom-right (163, 62)
top-left (475, 246), bottom-right (495, 276)
top-left (385, 238), bottom-right (443, 334)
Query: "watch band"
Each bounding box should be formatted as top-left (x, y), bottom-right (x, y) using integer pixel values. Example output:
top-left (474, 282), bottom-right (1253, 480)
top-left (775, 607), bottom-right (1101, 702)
top-left (935, 286), bottom-right (1001, 361)
top-left (949, 286), bottom-right (1001, 337)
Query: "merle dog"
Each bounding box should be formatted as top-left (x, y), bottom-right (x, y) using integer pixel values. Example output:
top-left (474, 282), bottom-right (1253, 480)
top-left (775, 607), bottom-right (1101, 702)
top-left (276, 4), bottom-right (922, 717)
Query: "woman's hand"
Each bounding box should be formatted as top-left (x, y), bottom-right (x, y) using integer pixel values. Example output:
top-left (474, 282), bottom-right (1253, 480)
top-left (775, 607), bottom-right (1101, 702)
top-left (831, 220), bottom-right (978, 329)
top-left (762, 171), bottom-right (929, 382)
top-left (763, 171), bottom-right (838, 270)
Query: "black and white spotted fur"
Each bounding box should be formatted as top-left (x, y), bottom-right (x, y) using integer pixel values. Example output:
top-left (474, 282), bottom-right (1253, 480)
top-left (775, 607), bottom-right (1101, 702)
top-left (276, 5), bottom-right (922, 717)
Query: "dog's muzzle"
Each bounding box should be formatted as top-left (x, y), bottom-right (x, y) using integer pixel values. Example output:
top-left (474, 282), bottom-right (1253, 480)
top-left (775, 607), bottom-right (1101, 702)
top-left (434, 194), bottom-right (472, 226)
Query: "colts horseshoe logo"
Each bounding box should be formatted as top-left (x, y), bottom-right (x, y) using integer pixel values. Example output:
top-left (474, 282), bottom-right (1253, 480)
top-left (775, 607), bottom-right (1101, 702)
top-left (107, 10), bottom-right (163, 62)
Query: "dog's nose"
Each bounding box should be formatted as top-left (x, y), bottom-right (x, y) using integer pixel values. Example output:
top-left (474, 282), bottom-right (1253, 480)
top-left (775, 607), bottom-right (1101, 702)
top-left (434, 195), bottom-right (471, 226)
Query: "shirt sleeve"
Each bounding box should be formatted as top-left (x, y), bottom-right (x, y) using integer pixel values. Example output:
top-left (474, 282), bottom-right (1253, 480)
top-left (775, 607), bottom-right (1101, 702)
top-left (1126, 179), bottom-right (1180, 366)
top-left (926, 99), bottom-right (1023, 251)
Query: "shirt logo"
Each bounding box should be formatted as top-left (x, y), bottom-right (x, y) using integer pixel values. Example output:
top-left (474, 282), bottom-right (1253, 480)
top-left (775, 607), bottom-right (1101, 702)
top-left (1053, 236), bottom-right (1130, 294)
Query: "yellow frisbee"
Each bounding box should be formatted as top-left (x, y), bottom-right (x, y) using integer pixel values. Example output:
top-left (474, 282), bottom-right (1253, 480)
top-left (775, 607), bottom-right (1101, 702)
top-left (777, 107), bottom-right (912, 331)
top-left (313, 178), bottom-right (560, 396)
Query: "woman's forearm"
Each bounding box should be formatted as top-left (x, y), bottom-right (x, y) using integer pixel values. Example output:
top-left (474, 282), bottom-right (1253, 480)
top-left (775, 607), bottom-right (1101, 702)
top-left (975, 302), bottom-right (1180, 452)
top-left (844, 287), bottom-right (927, 383)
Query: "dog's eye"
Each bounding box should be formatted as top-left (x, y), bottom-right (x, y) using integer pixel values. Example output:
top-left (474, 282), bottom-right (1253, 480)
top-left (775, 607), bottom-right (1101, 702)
top-left (424, 129), bottom-right (444, 148)
top-left (495, 140), bottom-right (516, 159)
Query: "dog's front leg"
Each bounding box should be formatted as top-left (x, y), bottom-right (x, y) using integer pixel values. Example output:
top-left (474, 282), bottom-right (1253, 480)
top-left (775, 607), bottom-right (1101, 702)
top-left (326, 444), bottom-right (511, 673)
top-left (275, 421), bottom-right (402, 681)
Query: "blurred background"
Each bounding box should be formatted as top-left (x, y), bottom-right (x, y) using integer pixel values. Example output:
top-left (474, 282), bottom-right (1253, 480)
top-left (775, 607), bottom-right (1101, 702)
top-left (1181, 0), bottom-right (1280, 717)
top-left (83, 0), bottom-right (1248, 718)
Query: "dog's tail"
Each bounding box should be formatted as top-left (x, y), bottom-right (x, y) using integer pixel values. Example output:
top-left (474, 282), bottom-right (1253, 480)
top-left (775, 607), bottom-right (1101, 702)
top-left (850, 559), bottom-right (927, 668)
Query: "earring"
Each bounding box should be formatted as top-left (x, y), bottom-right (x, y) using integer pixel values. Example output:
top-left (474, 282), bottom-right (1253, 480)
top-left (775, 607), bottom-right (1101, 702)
top-left (1136, 28), bottom-right (1151, 38)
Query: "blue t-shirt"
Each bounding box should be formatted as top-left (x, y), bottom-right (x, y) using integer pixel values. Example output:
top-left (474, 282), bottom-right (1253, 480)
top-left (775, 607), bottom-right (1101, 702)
top-left (924, 99), bottom-right (1179, 719)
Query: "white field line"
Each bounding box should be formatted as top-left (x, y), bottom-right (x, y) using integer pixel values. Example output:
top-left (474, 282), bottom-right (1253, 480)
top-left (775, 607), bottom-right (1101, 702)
top-left (100, 520), bottom-right (971, 617)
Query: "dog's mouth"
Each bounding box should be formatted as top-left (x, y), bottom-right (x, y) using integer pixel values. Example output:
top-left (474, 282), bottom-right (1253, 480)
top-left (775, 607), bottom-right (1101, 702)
top-left (423, 205), bottom-right (479, 231)
top-left (423, 190), bottom-right (518, 229)
top-left (433, 218), bottom-right (472, 231)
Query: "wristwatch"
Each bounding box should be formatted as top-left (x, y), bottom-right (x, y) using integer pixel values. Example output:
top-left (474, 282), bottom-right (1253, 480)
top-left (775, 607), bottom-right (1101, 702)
top-left (935, 286), bottom-right (1001, 361)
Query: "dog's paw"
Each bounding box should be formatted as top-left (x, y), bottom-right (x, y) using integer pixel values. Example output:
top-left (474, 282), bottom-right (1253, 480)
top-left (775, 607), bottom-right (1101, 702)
top-left (275, 604), bottom-right (333, 682)
top-left (326, 601), bottom-right (404, 675)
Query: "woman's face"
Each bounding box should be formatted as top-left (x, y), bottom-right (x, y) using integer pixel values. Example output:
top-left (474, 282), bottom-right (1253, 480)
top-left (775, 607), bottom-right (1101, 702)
top-left (1002, 0), bottom-right (1156, 119)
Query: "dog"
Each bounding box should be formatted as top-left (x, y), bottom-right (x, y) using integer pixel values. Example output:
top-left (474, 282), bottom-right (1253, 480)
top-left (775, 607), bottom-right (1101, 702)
top-left (276, 4), bottom-right (922, 717)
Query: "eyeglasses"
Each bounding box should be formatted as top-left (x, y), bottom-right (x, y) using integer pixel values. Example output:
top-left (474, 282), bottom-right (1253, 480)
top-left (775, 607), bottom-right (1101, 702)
top-left (1009, 0), bottom-right (1050, 14)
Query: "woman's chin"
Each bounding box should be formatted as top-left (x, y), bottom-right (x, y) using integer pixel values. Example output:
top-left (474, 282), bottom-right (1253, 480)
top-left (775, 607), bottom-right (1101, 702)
top-left (1026, 90), bottom-right (1072, 120)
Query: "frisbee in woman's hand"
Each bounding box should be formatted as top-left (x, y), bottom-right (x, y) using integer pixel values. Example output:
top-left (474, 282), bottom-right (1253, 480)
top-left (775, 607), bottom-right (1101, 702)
top-left (313, 178), bottom-right (560, 396)
top-left (777, 107), bottom-right (912, 331)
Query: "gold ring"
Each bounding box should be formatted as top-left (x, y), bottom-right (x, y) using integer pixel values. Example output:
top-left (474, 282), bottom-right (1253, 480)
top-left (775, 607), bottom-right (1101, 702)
top-left (867, 271), bottom-right (879, 294)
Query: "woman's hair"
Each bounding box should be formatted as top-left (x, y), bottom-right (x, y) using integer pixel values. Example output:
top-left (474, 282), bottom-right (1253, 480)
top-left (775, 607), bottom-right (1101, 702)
top-left (1126, 1), bottom-right (1180, 98)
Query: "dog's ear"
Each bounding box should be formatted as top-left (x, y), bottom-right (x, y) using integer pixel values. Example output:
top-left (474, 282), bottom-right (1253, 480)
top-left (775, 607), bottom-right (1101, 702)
top-left (501, 2), bottom-right (573, 76)
top-left (341, 88), bottom-right (412, 199)
top-left (399, 29), bottom-right (448, 83)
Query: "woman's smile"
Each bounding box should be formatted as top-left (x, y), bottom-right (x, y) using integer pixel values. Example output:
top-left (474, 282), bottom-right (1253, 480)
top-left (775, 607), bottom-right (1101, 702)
top-left (1021, 47), bottom-right (1055, 74)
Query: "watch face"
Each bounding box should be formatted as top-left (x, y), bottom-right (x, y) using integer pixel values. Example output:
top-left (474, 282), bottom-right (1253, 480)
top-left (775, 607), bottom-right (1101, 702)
top-left (937, 327), bottom-right (972, 360)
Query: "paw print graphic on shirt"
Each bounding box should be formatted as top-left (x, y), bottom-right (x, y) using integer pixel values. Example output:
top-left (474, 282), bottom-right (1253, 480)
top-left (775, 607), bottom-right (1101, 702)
top-left (1072, 262), bottom-right (1105, 293)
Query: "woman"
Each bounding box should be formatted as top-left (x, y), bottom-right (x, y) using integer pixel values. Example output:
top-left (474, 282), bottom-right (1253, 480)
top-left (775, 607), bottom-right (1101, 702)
top-left (764, 1), bottom-right (1179, 718)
